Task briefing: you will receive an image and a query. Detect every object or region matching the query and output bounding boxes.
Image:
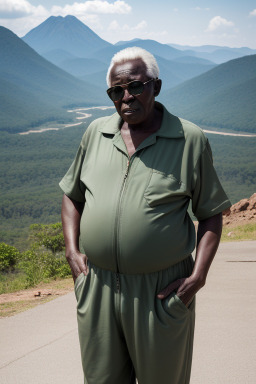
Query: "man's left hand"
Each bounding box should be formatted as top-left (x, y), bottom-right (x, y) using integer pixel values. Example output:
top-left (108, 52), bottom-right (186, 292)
top-left (157, 276), bottom-right (204, 306)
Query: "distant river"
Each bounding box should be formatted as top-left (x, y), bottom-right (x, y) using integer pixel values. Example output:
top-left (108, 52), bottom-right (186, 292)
top-left (203, 129), bottom-right (256, 138)
top-left (19, 106), bottom-right (256, 137)
top-left (19, 106), bottom-right (115, 135)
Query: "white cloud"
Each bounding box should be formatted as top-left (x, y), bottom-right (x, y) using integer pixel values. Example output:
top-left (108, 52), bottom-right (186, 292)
top-left (206, 16), bottom-right (234, 32)
top-left (249, 9), bottom-right (256, 16)
top-left (51, 1), bottom-right (131, 16)
top-left (108, 20), bottom-right (147, 32)
top-left (108, 20), bottom-right (119, 30)
top-left (0, 0), bottom-right (46, 19)
top-left (134, 20), bottom-right (147, 30)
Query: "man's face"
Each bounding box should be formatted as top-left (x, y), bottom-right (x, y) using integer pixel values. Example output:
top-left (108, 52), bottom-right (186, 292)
top-left (109, 59), bottom-right (157, 126)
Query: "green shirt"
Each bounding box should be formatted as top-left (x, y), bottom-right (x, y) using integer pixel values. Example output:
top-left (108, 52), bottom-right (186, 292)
top-left (60, 103), bottom-right (231, 274)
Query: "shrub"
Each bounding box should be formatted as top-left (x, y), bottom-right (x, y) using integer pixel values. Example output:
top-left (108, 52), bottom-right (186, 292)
top-left (19, 247), bottom-right (71, 287)
top-left (0, 242), bottom-right (20, 272)
top-left (1, 223), bottom-right (71, 291)
top-left (29, 223), bottom-right (65, 253)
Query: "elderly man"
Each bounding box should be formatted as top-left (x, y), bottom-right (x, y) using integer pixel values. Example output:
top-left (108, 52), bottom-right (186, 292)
top-left (60, 47), bottom-right (231, 384)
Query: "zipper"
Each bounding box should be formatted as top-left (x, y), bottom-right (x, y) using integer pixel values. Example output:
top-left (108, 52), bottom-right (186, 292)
top-left (116, 273), bottom-right (120, 293)
top-left (114, 158), bottom-right (132, 291)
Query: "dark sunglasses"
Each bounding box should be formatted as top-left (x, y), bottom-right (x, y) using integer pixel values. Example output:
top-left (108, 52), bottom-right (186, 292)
top-left (106, 79), bottom-right (155, 102)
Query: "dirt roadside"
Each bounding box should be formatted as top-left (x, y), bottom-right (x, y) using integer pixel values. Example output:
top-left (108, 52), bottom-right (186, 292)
top-left (0, 278), bottom-right (74, 317)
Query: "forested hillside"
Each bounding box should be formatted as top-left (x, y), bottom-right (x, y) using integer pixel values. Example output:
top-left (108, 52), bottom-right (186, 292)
top-left (160, 55), bottom-right (256, 133)
top-left (0, 26), bottom-right (110, 133)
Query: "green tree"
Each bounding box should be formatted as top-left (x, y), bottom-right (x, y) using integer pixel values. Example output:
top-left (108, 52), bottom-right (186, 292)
top-left (28, 223), bottom-right (65, 253)
top-left (18, 222), bottom-right (70, 287)
top-left (0, 242), bottom-right (20, 272)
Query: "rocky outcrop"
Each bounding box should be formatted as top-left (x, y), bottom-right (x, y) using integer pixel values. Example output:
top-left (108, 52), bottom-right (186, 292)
top-left (223, 193), bottom-right (256, 226)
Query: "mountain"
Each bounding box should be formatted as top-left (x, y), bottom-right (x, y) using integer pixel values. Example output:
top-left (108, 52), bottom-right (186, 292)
top-left (155, 55), bottom-right (215, 90)
top-left (193, 48), bottom-right (256, 64)
top-left (159, 54), bottom-right (256, 133)
top-left (22, 15), bottom-right (112, 57)
top-left (58, 57), bottom-right (107, 78)
top-left (169, 44), bottom-right (256, 54)
top-left (0, 26), bottom-right (110, 133)
top-left (21, 19), bottom-right (215, 91)
top-left (79, 38), bottom-right (215, 89)
top-left (169, 44), bottom-right (256, 64)
top-left (93, 39), bottom-right (184, 62)
top-left (171, 56), bottom-right (214, 65)
top-left (72, 53), bottom-right (215, 91)
top-left (115, 38), bottom-right (141, 46)
top-left (42, 49), bottom-right (77, 65)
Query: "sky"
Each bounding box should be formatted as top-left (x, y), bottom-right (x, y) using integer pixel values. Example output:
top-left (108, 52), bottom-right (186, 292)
top-left (0, 0), bottom-right (256, 48)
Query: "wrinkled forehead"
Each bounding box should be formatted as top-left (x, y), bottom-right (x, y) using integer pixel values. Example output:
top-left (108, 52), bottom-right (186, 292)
top-left (110, 59), bottom-right (147, 84)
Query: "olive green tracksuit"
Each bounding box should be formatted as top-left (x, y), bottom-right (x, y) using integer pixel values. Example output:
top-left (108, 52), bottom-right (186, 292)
top-left (60, 102), bottom-right (231, 384)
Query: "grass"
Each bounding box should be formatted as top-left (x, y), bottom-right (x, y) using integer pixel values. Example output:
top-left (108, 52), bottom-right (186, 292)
top-left (0, 271), bottom-right (28, 295)
top-left (221, 223), bottom-right (256, 242)
top-left (0, 277), bottom-right (73, 317)
top-left (0, 297), bottom-right (56, 317)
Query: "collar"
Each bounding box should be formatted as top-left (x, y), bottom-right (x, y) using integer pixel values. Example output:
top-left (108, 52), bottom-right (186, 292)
top-left (98, 102), bottom-right (184, 139)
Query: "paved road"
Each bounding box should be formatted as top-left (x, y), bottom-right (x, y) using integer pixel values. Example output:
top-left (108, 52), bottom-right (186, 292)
top-left (1, 241), bottom-right (255, 383)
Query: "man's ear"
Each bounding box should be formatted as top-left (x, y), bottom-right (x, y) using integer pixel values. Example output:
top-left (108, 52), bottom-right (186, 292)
top-left (154, 79), bottom-right (162, 97)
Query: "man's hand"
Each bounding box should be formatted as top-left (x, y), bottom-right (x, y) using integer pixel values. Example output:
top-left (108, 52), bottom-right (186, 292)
top-left (157, 275), bottom-right (204, 306)
top-left (66, 250), bottom-right (88, 282)
top-left (61, 194), bottom-right (86, 282)
top-left (157, 213), bottom-right (223, 306)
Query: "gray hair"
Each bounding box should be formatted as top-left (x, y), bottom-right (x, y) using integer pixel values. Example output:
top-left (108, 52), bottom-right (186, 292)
top-left (106, 46), bottom-right (160, 87)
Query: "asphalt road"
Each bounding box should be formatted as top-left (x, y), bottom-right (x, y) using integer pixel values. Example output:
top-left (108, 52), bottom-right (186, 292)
top-left (1, 241), bottom-right (255, 384)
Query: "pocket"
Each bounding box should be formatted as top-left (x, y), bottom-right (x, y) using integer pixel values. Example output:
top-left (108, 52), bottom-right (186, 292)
top-left (162, 292), bottom-right (195, 318)
top-left (144, 170), bottom-right (187, 207)
top-left (173, 294), bottom-right (190, 312)
top-left (74, 272), bottom-right (85, 301)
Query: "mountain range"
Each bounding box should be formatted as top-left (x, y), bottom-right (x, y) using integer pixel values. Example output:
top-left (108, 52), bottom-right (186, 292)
top-left (22, 16), bottom-right (216, 90)
top-left (169, 43), bottom-right (256, 64)
top-left (159, 54), bottom-right (256, 133)
top-left (0, 25), bottom-right (110, 133)
top-left (0, 15), bottom-right (256, 133)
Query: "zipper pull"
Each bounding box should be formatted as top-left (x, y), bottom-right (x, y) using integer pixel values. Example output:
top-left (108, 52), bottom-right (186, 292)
top-left (124, 160), bottom-right (130, 179)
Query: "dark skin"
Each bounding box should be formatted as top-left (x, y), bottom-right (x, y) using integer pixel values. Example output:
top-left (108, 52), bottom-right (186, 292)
top-left (157, 213), bottom-right (222, 305)
top-left (61, 58), bottom-right (223, 306)
top-left (109, 59), bottom-right (162, 157)
top-left (61, 195), bottom-right (87, 282)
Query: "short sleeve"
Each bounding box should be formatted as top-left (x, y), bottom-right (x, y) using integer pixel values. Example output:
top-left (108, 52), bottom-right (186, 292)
top-left (59, 144), bottom-right (86, 203)
top-left (192, 139), bottom-right (231, 220)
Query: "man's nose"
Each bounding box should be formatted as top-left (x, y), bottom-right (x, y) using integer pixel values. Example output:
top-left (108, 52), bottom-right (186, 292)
top-left (122, 88), bottom-right (134, 102)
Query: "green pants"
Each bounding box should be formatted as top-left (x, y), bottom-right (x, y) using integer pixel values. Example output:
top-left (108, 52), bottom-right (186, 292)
top-left (75, 256), bottom-right (195, 384)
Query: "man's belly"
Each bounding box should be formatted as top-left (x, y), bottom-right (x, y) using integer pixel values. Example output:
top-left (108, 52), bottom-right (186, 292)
top-left (80, 201), bottom-right (196, 274)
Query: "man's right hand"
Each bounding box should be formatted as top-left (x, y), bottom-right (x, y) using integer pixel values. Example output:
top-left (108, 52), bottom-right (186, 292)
top-left (61, 194), bottom-right (87, 283)
top-left (66, 250), bottom-right (88, 282)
